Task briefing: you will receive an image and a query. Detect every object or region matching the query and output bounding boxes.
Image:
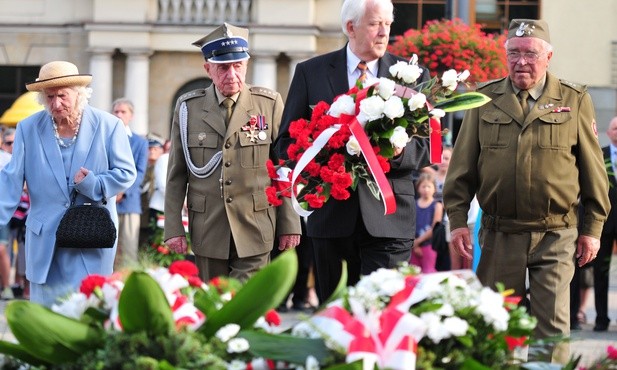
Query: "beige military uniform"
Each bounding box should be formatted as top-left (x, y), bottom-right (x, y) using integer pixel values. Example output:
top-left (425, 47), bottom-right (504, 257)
top-left (445, 72), bottom-right (609, 235)
top-left (164, 84), bottom-right (300, 261)
top-left (444, 72), bottom-right (610, 364)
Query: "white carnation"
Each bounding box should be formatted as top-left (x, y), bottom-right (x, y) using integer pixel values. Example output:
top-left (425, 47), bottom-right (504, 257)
top-left (359, 95), bottom-right (385, 121)
top-left (441, 69), bottom-right (459, 91)
top-left (399, 64), bottom-right (423, 84)
top-left (475, 288), bottom-right (509, 332)
top-left (216, 323), bottom-right (241, 342)
top-left (383, 96), bottom-right (405, 119)
top-left (377, 77), bottom-right (396, 100)
top-left (389, 126), bottom-right (409, 149)
top-left (459, 70), bottom-right (470, 82)
top-left (329, 94), bottom-right (356, 117)
top-left (346, 136), bottom-right (361, 156)
top-left (430, 109), bottom-right (446, 118)
top-left (408, 93), bottom-right (427, 111)
top-left (443, 316), bottom-right (469, 337)
top-left (227, 338), bottom-right (250, 353)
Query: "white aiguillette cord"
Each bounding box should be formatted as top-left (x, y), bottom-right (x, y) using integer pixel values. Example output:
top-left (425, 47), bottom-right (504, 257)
top-left (179, 101), bottom-right (222, 179)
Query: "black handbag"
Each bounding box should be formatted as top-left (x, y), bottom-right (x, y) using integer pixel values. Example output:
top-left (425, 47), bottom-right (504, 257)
top-left (55, 190), bottom-right (117, 249)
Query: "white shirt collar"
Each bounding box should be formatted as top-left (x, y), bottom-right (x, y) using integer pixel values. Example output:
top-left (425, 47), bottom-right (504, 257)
top-left (124, 124), bottom-right (133, 137)
top-left (346, 45), bottom-right (378, 87)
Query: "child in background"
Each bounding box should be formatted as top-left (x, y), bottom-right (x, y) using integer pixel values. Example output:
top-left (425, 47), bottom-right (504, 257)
top-left (411, 173), bottom-right (443, 273)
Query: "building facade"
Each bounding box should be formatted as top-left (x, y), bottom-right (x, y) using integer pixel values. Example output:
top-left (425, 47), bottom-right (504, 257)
top-left (1, 0), bottom-right (616, 143)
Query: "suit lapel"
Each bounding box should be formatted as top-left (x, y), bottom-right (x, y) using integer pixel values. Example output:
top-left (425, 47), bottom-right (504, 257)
top-left (327, 47), bottom-right (350, 97)
top-left (489, 79), bottom-right (525, 125)
top-left (68, 106), bottom-right (97, 185)
top-left (202, 85), bottom-right (227, 138)
top-left (38, 114), bottom-right (70, 199)
top-left (524, 73), bottom-right (563, 126)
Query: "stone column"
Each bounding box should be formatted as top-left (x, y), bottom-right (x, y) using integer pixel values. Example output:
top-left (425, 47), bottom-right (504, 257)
top-left (250, 52), bottom-right (277, 91)
top-left (287, 53), bottom-right (313, 86)
top-left (88, 48), bottom-right (114, 112)
top-left (123, 49), bottom-right (153, 136)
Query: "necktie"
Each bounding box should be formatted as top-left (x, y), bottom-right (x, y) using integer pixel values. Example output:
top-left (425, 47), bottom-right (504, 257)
top-left (222, 98), bottom-right (234, 125)
top-left (357, 61), bottom-right (368, 84)
top-left (519, 90), bottom-right (530, 116)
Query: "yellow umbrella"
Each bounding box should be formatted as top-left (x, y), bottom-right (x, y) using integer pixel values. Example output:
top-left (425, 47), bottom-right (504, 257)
top-left (0, 91), bottom-right (45, 126)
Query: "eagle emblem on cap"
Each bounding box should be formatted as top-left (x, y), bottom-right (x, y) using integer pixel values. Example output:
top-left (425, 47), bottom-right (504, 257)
top-left (515, 22), bottom-right (536, 37)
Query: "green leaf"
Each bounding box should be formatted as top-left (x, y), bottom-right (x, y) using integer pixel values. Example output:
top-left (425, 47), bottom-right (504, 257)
top-left (200, 249), bottom-right (298, 337)
top-left (5, 300), bottom-right (104, 365)
top-left (433, 92), bottom-right (491, 112)
top-left (324, 360), bottom-right (364, 370)
top-left (239, 330), bottom-right (331, 365)
top-left (0, 340), bottom-right (50, 367)
top-left (118, 271), bottom-right (175, 335)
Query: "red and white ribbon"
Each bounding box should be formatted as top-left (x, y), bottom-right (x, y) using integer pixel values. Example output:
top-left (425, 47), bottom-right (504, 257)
top-left (313, 304), bottom-right (425, 370)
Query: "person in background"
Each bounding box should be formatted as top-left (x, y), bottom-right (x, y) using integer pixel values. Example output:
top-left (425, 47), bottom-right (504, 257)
top-left (149, 135), bottom-right (168, 228)
top-left (0, 61), bottom-right (136, 307)
top-left (273, 0), bottom-right (430, 304)
top-left (411, 172), bottom-right (443, 273)
top-left (0, 129), bottom-right (15, 299)
top-left (594, 115), bottom-right (617, 331)
top-left (9, 185), bottom-right (29, 299)
top-left (164, 23), bottom-right (301, 282)
top-left (112, 98), bottom-right (148, 267)
top-left (443, 20), bottom-right (609, 363)
top-left (139, 134), bottom-right (166, 247)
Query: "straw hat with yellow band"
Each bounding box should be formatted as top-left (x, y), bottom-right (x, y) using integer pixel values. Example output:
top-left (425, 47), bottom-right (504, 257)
top-left (25, 61), bottom-right (92, 92)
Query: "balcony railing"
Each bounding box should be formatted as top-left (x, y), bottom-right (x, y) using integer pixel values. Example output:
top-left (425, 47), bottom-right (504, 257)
top-left (158, 0), bottom-right (252, 24)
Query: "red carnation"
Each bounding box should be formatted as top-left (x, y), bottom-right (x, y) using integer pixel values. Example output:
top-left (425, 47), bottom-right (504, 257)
top-left (264, 309), bottom-right (281, 326)
top-left (80, 275), bottom-right (108, 297)
top-left (169, 260), bottom-right (199, 278)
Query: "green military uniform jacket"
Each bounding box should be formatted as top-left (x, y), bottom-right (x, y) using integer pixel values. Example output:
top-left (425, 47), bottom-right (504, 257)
top-left (164, 84), bottom-right (300, 259)
top-left (444, 72), bottom-right (610, 238)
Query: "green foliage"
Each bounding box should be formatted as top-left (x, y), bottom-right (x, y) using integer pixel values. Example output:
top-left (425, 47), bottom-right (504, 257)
top-left (199, 250), bottom-right (298, 337)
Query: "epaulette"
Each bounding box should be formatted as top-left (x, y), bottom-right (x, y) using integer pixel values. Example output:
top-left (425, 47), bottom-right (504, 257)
top-left (177, 89), bottom-right (206, 104)
top-left (559, 79), bottom-right (585, 93)
top-left (475, 77), bottom-right (505, 90)
top-left (250, 86), bottom-right (278, 100)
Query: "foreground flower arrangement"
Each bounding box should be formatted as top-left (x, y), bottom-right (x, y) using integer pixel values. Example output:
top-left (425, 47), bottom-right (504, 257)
top-left (0, 251), bottom-right (590, 370)
top-left (266, 56), bottom-right (490, 215)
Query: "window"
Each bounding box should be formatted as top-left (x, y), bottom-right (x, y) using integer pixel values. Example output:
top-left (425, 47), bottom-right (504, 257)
top-left (0, 66), bottom-right (40, 116)
top-left (392, 0), bottom-right (447, 38)
top-left (392, 0), bottom-right (540, 37)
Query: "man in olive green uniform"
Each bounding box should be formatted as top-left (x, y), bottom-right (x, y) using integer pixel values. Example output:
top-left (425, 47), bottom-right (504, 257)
top-left (444, 19), bottom-right (610, 364)
top-left (164, 23), bottom-right (301, 282)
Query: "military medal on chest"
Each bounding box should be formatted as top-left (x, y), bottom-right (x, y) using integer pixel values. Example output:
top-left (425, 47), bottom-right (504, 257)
top-left (242, 114), bottom-right (269, 142)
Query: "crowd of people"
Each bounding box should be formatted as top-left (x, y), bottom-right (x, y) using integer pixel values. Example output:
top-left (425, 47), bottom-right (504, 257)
top-left (0, 0), bottom-right (615, 365)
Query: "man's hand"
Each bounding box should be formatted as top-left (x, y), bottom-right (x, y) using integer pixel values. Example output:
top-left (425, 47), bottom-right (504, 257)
top-left (165, 236), bottom-right (188, 254)
top-left (576, 235), bottom-right (600, 267)
top-left (278, 234), bottom-right (301, 251)
top-left (450, 227), bottom-right (473, 260)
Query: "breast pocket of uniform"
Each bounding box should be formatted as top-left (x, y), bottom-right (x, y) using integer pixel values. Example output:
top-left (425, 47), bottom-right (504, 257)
top-left (479, 111), bottom-right (513, 148)
top-left (187, 131), bottom-right (219, 167)
top-left (537, 113), bottom-right (571, 150)
top-left (238, 130), bottom-right (272, 168)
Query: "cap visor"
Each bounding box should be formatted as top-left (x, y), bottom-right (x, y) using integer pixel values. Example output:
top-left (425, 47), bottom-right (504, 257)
top-left (207, 52), bottom-right (251, 64)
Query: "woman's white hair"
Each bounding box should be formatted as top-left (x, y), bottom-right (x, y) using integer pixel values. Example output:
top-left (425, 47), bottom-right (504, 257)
top-left (37, 86), bottom-right (93, 115)
top-left (341, 0), bottom-right (394, 37)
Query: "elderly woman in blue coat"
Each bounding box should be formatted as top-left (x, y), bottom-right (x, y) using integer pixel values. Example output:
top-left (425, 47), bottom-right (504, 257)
top-left (0, 61), bottom-right (136, 307)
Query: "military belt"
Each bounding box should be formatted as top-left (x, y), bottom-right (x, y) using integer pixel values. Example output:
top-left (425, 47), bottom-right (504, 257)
top-left (481, 209), bottom-right (576, 233)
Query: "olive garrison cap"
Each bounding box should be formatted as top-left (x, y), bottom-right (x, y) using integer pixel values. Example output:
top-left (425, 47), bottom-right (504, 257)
top-left (192, 23), bottom-right (250, 63)
top-left (507, 19), bottom-right (551, 44)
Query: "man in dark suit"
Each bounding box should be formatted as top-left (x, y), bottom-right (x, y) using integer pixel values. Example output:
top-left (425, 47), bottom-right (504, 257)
top-left (274, 0), bottom-right (431, 303)
top-left (595, 115), bottom-right (617, 331)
